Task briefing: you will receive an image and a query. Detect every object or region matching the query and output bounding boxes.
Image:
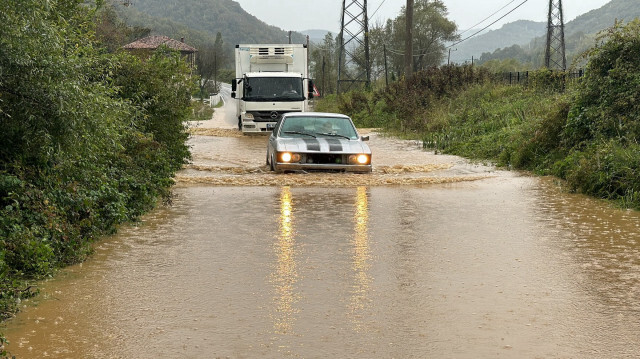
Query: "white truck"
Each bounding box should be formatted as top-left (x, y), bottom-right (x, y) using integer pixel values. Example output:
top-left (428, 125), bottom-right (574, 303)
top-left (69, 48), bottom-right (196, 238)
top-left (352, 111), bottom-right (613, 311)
top-left (231, 44), bottom-right (314, 134)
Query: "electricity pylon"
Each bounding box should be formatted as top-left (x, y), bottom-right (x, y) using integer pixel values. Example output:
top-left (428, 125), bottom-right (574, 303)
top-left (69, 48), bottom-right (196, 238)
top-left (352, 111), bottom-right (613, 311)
top-left (545, 0), bottom-right (566, 70)
top-left (337, 0), bottom-right (370, 94)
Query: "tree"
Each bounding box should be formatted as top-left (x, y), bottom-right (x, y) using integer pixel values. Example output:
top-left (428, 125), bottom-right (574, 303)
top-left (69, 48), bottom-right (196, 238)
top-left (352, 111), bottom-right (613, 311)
top-left (195, 32), bottom-right (228, 99)
top-left (389, 0), bottom-right (458, 74)
top-left (367, 21), bottom-right (395, 86)
top-left (310, 32), bottom-right (339, 96)
top-left (95, 1), bottom-right (150, 53)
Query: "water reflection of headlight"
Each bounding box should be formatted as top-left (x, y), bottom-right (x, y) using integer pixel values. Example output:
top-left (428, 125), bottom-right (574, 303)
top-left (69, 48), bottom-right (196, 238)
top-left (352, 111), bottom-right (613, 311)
top-left (350, 186), bottom-right (371, 331)
top-left (273, 186), bottom-right (298, 335)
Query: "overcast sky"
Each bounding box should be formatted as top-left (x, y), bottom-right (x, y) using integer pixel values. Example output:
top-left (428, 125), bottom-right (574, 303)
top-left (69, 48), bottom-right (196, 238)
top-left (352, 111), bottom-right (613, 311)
top-left (234, 0), bottom-right (611, 33)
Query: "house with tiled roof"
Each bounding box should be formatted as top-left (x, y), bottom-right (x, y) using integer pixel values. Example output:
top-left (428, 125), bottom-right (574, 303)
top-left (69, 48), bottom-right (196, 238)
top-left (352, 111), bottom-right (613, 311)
top-left (123, 35), bottom-right (197, 67)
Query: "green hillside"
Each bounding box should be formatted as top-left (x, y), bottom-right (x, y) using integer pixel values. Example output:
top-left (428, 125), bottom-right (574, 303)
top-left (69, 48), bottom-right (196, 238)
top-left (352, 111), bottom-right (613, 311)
top-left (117, 0), bottom-right (308, 50)
top-left (568, 0), bottom-right (640, 35)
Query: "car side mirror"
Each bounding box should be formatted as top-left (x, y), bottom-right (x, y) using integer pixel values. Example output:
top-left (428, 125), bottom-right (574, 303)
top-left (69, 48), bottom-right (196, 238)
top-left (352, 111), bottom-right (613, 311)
top-left (360, 135), bottom-right (369, 141)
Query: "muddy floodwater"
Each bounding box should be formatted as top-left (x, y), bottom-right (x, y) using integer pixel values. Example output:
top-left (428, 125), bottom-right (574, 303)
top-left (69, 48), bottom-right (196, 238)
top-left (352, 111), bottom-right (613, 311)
top-left (3, 115), bottom-right (640, 358)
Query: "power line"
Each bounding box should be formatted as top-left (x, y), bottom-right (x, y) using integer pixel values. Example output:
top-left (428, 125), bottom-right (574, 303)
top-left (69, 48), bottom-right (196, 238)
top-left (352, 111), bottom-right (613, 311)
top-left (447, 0), bottom-right (530, 49)
top-left (370, 0), bottom-right (388, 18)
top-left (384, 45), bottom-right (432, 57)
top-left (457, 0), bottom-right (519, 36)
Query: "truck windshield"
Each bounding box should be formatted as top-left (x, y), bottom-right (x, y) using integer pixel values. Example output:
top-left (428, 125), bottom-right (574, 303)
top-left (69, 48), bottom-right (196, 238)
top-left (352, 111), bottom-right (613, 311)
top-left (244, 77), bottom-right (304, 101)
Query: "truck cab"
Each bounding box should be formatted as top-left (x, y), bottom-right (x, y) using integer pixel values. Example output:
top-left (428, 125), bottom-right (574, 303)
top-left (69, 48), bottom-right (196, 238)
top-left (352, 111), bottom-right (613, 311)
top-left (232, 44), bottom-right (313, 134)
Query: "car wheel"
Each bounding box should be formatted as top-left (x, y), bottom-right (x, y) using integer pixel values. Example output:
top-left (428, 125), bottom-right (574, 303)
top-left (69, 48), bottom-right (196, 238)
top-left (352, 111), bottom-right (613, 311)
top-left (270, 154), bottom-right (276, 172)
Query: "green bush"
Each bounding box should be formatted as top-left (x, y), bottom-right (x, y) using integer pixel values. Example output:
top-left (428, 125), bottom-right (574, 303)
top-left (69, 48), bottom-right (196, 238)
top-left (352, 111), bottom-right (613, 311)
top-left (557, 142), bottom-right (640, 208)
top-left (0, 0), bottom-right (195, 335)
top-left (315, 92), bottom-right (398, 129)
top-left (564, 19), bottom-right (640, 147)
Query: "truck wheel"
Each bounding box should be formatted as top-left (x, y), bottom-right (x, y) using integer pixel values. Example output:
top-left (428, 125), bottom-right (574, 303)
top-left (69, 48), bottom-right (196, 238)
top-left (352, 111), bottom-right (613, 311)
top-left (237, 117), bottom-right (242, 131)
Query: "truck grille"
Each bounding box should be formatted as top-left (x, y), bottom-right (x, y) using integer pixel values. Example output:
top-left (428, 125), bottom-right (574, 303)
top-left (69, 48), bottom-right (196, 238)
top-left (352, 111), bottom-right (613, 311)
top-left (249, 111), bottom-right (299, 122)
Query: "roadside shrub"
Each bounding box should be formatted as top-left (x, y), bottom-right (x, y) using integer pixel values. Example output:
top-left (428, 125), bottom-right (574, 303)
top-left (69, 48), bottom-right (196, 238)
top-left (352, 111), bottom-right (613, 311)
top-left (564, 19), bottom-right (640, 147)
top-left (315, 92), bottom-right (397, 129)
top-left (558, 142), bottom-right (640, 208)
top-left (380, 65), bottom-right (492, 132)
top-left (528, 68), bottom-right (568, 92)
top-left (509, 98), bottom-right (571, 171)
top-left (112, 49), bottom-right (194, 169)
top-left (314, 94), bottom-right (342, 114)
top-left (0, 0), bottom-right (195, 328)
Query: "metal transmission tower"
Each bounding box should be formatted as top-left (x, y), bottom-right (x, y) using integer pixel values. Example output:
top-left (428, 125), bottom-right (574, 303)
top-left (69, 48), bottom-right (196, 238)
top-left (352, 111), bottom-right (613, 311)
top-left (337, 0), bottom-right (371, 94)
top-left (545, 0), bottom-right (567, 70)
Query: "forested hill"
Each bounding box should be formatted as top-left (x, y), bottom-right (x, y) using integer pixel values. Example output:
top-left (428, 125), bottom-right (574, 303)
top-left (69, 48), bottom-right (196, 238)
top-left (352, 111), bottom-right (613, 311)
top-left (118, 0), bottom-right (307, 49)
top-left (568, 0), bottom-right (640, 35)
top-left (450, 0), bottom-right (640, 65)
top-left (449, 20), bottom-right (546, 63)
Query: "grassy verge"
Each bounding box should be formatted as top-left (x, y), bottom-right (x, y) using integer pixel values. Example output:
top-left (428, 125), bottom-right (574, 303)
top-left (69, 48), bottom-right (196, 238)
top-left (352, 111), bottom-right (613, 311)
top-left (190, 99), bottom-right (216, 121)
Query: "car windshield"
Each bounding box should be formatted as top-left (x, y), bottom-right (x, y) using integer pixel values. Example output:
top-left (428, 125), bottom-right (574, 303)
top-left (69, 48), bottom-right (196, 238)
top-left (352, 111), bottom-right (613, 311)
top-left (280, 116), bottom-right (359, 140)
top-left (244, 77), bottom-right (304, 101)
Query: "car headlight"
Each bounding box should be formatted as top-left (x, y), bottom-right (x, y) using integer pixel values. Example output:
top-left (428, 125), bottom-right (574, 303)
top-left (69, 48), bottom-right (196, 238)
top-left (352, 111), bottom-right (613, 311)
top-left (349, 154), bottom-right (370, 165)
top-left (279, 152), bottom-right (301, 163)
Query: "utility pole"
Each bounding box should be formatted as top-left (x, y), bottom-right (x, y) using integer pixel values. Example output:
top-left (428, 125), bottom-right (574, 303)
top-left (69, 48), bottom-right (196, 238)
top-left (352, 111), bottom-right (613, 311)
top-left (447, 48), bottom-right (457, 66)
top-left (404, 0), bottom-right (414, 78)
top-left (384, 44), bottom-right (389, 88)
top-left (545, 0), bottom-right (566, 70)
top-left (337, 0), bottom-right (371, 94)
top-left (322, 56), bottom-right (326, 97)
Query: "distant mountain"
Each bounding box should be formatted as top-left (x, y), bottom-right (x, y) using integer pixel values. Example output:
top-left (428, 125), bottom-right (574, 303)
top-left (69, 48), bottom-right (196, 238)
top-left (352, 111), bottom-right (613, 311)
top-left (118, 0), bottom-right (308, 50)
top-left (449, 20), bottom-right (546, 64)
top-left (449, 0), bottom-right (640, 66)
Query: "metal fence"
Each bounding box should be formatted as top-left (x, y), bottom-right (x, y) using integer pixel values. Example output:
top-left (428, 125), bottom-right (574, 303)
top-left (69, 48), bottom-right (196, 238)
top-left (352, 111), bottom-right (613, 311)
top-left (494, 69), bottom-right (585, 86)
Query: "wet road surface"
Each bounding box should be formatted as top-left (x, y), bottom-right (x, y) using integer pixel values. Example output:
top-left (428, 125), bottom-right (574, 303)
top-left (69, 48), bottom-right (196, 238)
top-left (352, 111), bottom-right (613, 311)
top-left (3, 103), bottom-right (640, 358)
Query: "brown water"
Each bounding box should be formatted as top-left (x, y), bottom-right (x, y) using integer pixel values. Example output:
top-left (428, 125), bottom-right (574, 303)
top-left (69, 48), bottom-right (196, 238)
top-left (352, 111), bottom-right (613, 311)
top-left (3, 126), bottom-right (640, 358)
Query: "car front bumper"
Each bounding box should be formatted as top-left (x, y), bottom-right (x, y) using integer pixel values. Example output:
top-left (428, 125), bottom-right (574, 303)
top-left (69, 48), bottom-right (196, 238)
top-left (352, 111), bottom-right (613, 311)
top-left (275, 162), bottom-right (372, 173)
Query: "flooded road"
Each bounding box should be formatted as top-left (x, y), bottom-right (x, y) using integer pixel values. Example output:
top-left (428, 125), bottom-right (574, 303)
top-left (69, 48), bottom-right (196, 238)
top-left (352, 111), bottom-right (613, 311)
top-left (3, 104), bottom-right (640, 358)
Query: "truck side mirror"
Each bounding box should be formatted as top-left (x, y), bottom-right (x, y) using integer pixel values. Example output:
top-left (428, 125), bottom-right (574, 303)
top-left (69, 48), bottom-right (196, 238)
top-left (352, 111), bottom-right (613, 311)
top-left (308, 79), bottom-right (315, 99)
top-left (231, 80), bottom-right (237, 98)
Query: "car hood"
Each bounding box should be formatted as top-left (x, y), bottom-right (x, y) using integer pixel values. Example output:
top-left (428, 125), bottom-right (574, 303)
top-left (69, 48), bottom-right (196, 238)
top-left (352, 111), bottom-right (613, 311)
top-left (276, 137), bottom-right (371, 154)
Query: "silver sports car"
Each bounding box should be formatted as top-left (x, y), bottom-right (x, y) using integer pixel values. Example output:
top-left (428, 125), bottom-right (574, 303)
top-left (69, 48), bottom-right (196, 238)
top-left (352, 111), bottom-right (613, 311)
top-left (266, 112), bottom-right (372, 173)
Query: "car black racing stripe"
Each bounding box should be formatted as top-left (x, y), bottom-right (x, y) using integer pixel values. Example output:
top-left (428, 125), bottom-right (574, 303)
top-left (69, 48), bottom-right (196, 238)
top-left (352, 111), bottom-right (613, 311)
top-left (325, 138), bottom-right (343, 152)
top-left (303, 138), bottom-right (321, 151)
